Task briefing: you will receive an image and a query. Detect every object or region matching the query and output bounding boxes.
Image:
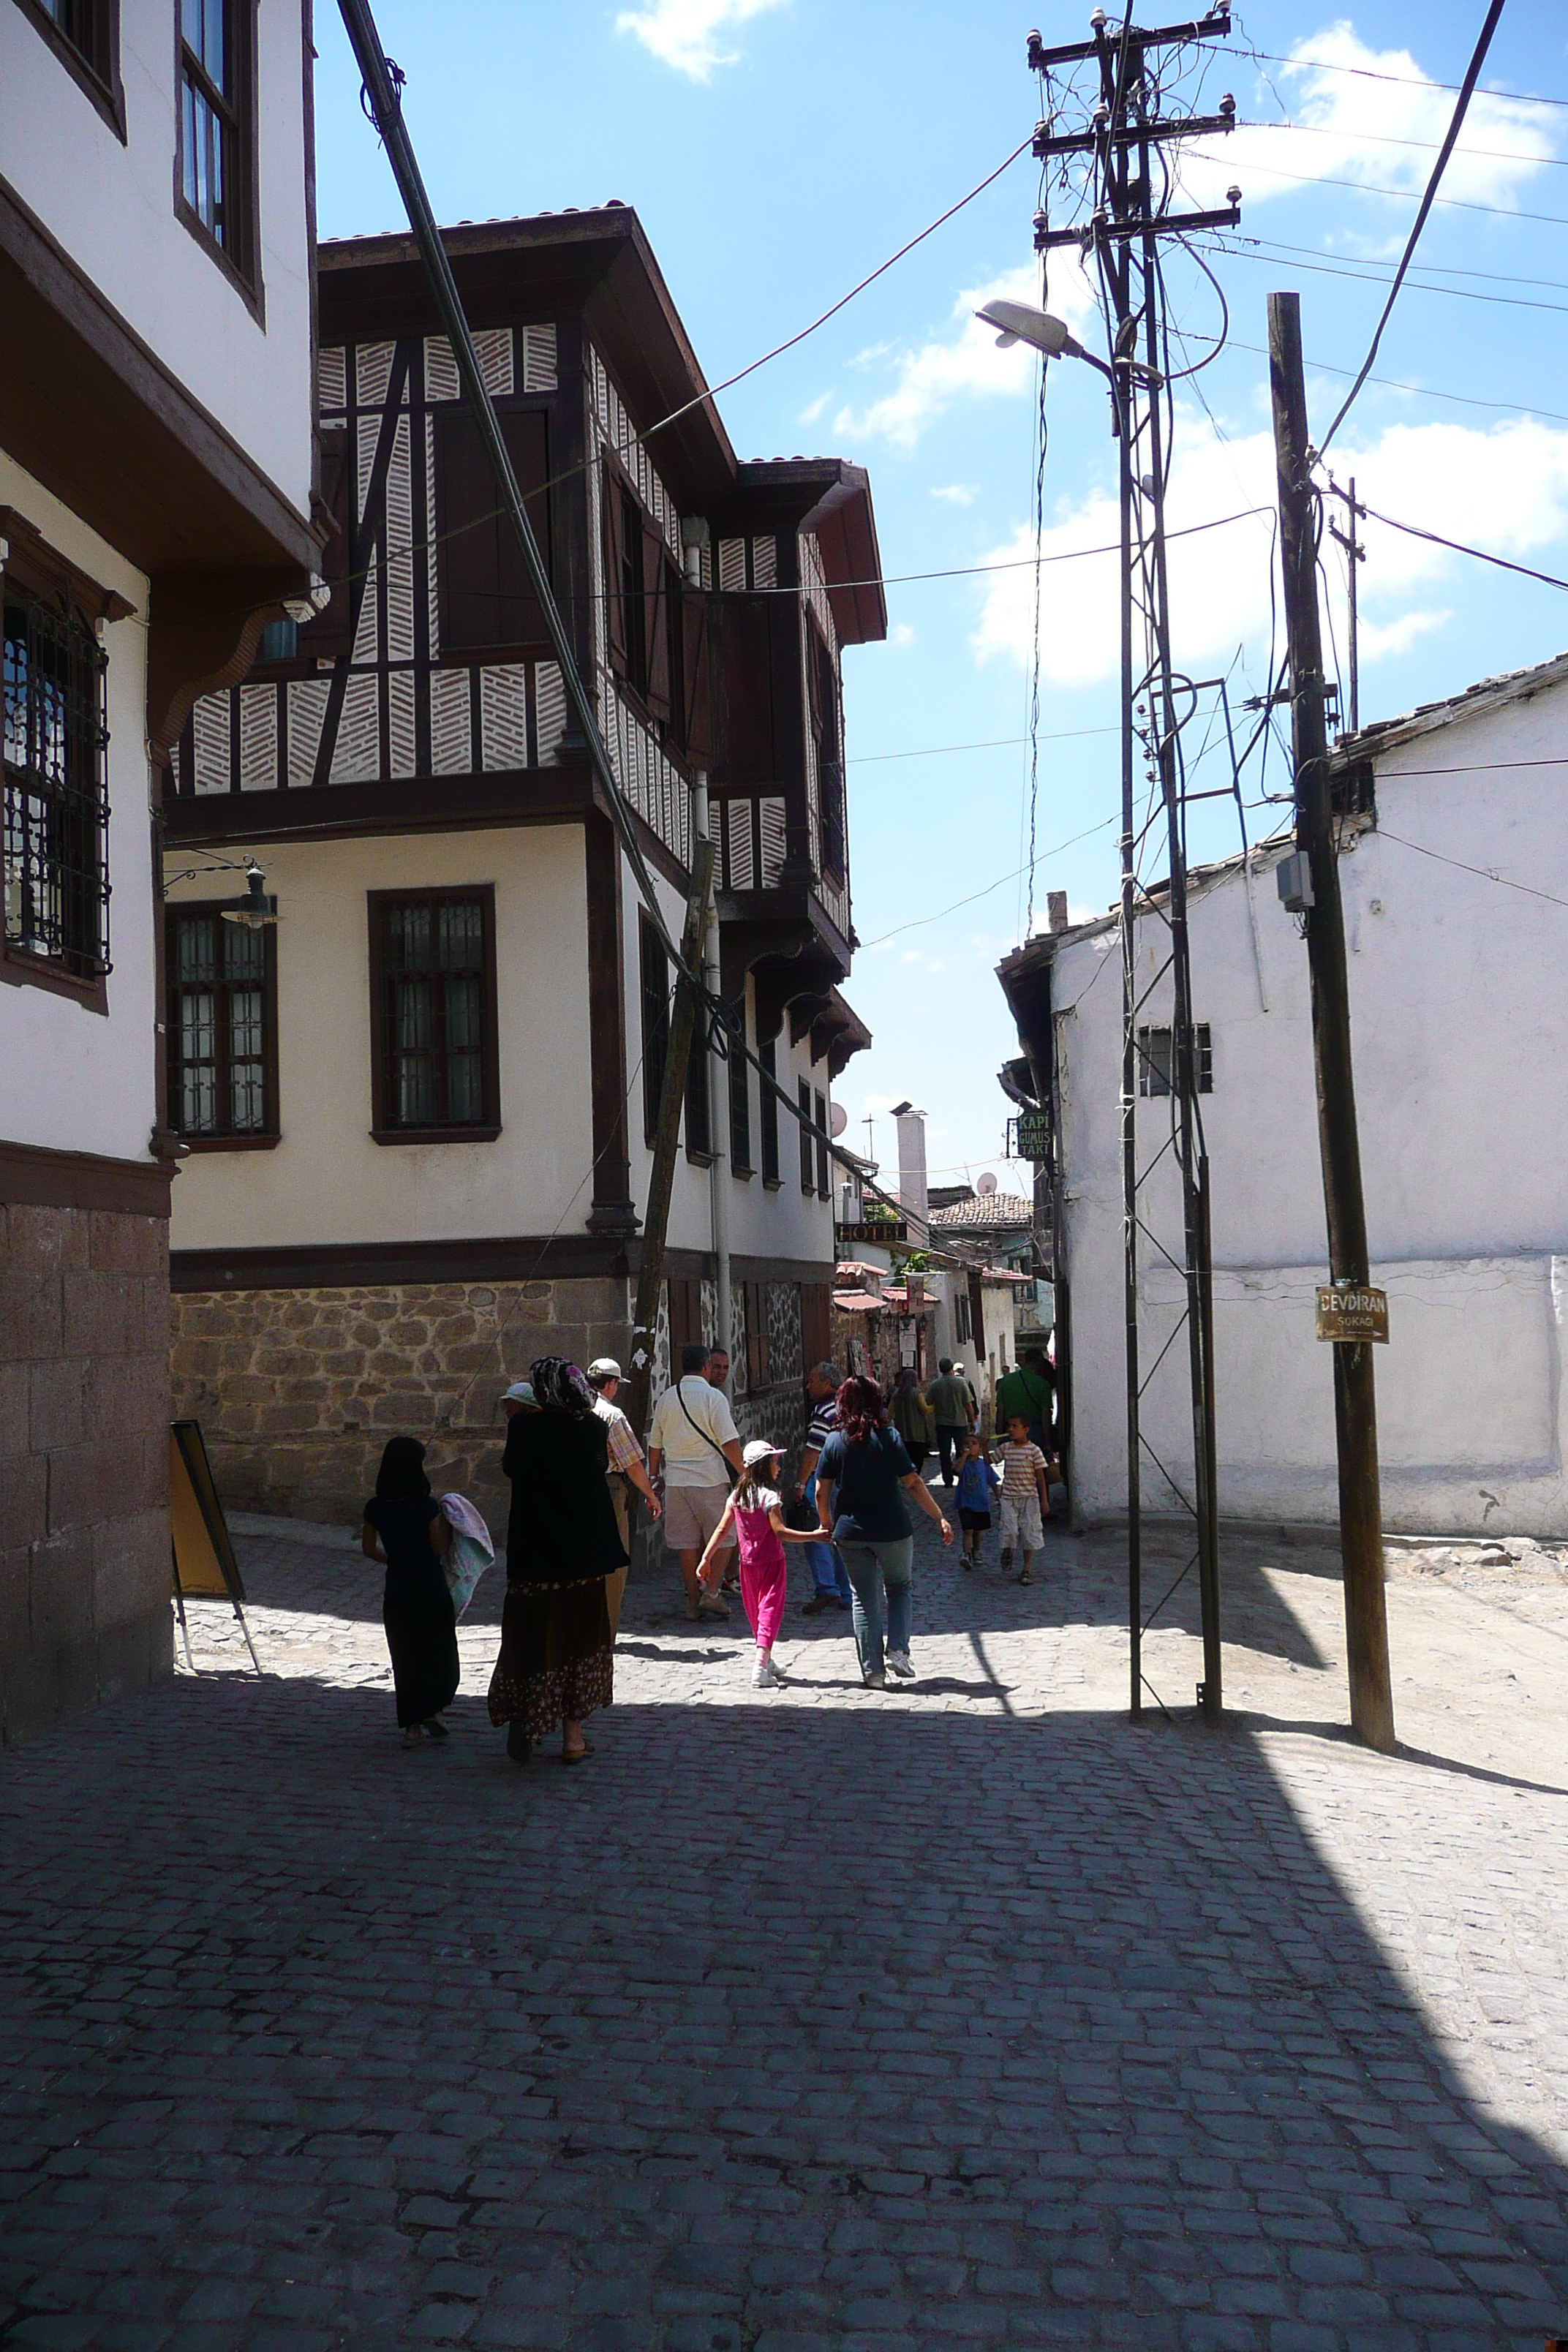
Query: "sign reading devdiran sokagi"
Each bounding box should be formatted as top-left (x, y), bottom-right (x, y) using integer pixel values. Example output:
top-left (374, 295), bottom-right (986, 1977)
top-left (1315, 1285), bottom-right (1389, 1343)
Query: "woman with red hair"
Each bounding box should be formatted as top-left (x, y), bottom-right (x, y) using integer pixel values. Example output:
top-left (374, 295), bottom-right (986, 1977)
top-left (813, 1374), bottom-right (952, 1687)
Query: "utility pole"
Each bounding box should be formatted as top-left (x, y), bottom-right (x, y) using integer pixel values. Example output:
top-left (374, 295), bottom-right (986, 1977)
top-left (1029, 6), bottom-right (1238, 1725)
top-left (1327, 476), bottom-right (1365, 733)
top-left (621, 838), bottom-right (716, 1443)
top-left (1267, 292), bottom-right (1395, 1753)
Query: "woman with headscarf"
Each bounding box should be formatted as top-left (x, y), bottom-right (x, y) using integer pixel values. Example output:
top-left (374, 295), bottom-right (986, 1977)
top-left (487, 1356), bottom-right (627, 1765)
top-left (813, 1374), bottom-right (952, 1688)
top-left (361, 1436), bottom-right (459, 1747)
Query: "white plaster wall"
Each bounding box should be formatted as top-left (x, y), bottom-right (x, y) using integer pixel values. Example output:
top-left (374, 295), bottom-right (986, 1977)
top-left (168, 826), bottom-right (595, 1248)
top-left (1, 0), bottom-right (314, 521)
top-left (623, 854), bottom-right (837, 1271)
top-left (0, 455), bottom-right (157, 1165)
top-left (1052, 676), bottom-right (1568, 1534)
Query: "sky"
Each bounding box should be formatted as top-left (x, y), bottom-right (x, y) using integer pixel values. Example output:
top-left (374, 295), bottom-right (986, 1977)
top-left (312, 0), bottom-right (1568, 1196)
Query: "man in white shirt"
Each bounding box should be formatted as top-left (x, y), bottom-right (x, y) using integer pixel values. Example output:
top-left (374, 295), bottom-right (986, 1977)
top-left (648, 1342), bottom-right (743, 1621)
top-left (585, 1357), bottom-right (661, 1639)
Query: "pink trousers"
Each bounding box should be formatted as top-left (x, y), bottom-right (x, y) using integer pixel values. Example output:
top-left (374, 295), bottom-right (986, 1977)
top-left (740, 1553), bottom-right (788, 1651)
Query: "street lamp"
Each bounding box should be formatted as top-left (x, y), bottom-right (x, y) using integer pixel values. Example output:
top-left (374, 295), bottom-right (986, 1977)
top-left (222, 862), bottom-right (279, 930)
top-left (974, 298), bottom-right (1163, 390)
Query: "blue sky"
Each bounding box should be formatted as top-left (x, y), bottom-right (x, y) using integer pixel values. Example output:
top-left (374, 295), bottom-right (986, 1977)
top-left (314, 1), bottom-right (1568, 1194)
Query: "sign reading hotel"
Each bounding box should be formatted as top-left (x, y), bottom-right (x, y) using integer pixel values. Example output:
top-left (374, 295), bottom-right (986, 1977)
top-left (1315, 1285), bottom-right (1389, 1343)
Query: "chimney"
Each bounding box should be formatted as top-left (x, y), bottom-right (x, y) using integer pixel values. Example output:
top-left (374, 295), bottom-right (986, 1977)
top-left (1047, 890), bottom-right (1069, 935)
top-left (889, 1100), bottom-right (928, 1230)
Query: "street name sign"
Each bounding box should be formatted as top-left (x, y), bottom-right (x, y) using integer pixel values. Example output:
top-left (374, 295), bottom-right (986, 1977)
top-left (1315, 1285), bottom-right (1389, 1343)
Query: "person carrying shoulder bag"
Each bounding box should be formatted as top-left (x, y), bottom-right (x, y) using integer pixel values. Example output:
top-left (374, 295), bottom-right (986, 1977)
top-left (647, 1343), bottom-right (744, 1621)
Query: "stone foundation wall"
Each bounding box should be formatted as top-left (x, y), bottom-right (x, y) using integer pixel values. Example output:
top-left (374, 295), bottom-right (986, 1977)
top-left (1, 1199), bottom-right (173, 1742)
top-left (169, 1276), bottom-right (633, 1529)
top-left (170, 1272), bottom-right (818, 1538)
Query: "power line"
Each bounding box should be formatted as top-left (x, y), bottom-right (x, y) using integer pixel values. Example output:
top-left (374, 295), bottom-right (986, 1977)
top-left (1223, 42), bottom-right (1568, 112)
top-left (1342, 494), bottom-right (1568, 594)
top-left (1224, 230), bottom-right (1568, 303)
top-left (1224, 339), bottom-right (1568, 433)
top-left (1315, 0), bottom-right (1511, 454)
top-left (1185, 143), bottom-right (1568, 227)
top-left (1241, 109), bottom-right (1561, 170)
top-left (1202, 236), bottom-right (1568, 319)
top-left (1378, 826), bottom-right (1568, 912)
top-left (848, 724), bottom-right (1117, 766)
top-left (858, 817), bottom-right (1119, 949)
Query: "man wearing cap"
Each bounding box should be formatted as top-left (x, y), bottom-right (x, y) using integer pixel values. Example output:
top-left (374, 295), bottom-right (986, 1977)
top-left (648, 1343), bottom-right (743, 1620)
top-left (585, 1359), bottom-right (660, 1638)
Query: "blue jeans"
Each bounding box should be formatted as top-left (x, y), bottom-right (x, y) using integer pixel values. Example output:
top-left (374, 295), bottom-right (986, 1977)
top-left (837, 1535), bottom-right (913, 1677)
top-left (802, 1471), bottom-right (851, 1602)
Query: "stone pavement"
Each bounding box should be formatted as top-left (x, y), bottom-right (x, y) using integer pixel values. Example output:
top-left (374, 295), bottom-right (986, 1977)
top-left (1, 1496), bottom-right (1567, 2352)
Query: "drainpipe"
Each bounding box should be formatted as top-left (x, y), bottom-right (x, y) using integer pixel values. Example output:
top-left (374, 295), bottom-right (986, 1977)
top-left (683, 519), bottom-right (730, 1370)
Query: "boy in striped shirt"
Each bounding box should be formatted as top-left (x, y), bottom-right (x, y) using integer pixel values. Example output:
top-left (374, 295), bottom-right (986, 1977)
top-left (999, 1412), bottom-right (1051, 1585)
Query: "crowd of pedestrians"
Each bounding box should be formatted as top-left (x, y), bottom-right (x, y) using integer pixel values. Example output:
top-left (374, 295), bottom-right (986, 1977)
top-left (357, 1335), bottom-right (1060, 1753)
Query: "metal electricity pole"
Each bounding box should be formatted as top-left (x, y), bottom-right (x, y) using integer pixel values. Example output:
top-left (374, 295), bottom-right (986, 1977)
top-left (1267, 292), bottom-right (1395, 1753)
top-left (1327, 476), bottom-right (1365, 733)
top-left (1029, 6), bottom-right (1238, 1724)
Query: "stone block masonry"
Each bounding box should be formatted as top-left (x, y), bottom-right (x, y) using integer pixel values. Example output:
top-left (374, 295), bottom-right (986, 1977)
top-left (0, 1199), bottom-right (173, 1743)
top-left (170, 1273), bottom-right (815, 1535)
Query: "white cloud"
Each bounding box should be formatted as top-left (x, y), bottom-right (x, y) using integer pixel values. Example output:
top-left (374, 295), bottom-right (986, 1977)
top-left (932, 483), bottom-right (979, 506)
top-left (1180, 22), bottom-right (1564, 216)
top-left (615, 0), bottom-right (786, 80)
top-left (832, 257), bottom-right (1098, 452)
top-left (888, 622), bottom-right (916, 649)
top-left (970, 412), bottom-right (1568, 687)
top-left (798, 390), bottom-right (832, 425)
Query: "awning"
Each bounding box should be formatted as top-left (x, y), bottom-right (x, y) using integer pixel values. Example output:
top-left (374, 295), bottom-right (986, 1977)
top-left (832, 1291), bottom-right (884, 1314)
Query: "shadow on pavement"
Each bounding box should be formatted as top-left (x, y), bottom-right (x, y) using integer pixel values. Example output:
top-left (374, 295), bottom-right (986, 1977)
top-left (1, 1643), bottom-right (1565, 2351)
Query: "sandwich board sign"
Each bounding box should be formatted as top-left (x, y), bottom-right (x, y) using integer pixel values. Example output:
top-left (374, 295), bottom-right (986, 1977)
top-left (170, 1420), bottom-right (261, 1672)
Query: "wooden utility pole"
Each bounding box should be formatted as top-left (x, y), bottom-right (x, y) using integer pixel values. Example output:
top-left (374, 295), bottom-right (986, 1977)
top-left (1267, 292), bottom-right (1395, 1752)
top-left (621, 837), bottom-right (715, 1441)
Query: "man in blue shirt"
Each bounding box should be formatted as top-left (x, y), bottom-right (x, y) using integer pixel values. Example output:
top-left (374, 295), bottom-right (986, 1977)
top-left (795, 1360), bottom-right (852, 1615)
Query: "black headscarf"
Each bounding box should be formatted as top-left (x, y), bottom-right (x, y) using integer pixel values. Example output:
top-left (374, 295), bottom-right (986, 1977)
top-left (529, 1356), bottom-right (595, 1415)
top-left (375, 1435), bottom-right (431, 1501)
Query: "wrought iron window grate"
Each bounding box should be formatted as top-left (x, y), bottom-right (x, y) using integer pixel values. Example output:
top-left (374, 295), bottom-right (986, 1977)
top-left (2, 583), bottom-right (110, 979)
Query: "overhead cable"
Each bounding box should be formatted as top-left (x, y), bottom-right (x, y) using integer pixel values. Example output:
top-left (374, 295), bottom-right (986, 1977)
top-left (1318, 0), bottom-right (1511, 456)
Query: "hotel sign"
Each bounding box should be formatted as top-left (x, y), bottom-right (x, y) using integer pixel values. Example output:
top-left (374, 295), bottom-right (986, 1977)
top-left (837, 1220), bottom-right (908, 1245)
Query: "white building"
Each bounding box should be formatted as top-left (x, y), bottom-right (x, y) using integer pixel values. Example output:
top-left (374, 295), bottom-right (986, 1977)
top-left (1, 1), bottom-right (320, 1734)
top-left (999, 652), bottom-right (1568, 1537)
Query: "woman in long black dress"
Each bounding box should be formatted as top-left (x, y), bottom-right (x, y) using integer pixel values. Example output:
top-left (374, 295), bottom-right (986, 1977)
top-left (362, 1436), bottom-right (459, 1747)
top-left (487, 1357), bottom-right (626, 1765)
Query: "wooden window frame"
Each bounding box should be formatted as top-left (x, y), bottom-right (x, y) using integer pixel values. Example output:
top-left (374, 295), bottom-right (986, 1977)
top-left (639, 911), bottom-right (669, 1147)
top-left (173, 0), bottom-right (263, 315)
top-left (726, 998), bottom-right (752, 1177)
top-left (685, 1009), bottom-right (714, 1166)
top-left (797, 1078), bottom-right (815, 1195)
top-left (434, 404), bottom-right (554, 662)
top-left (813, 1088), bottom-right (831, 1199)
top-left (367, 886), bottom-right (501, 1145)
top-left (12, 0), bottom-right (126, 137)
top-left (165, 900), bottom-right (280, 1150)
top-left (759, 1035), bottom-right (780, 1187)
top-left (1, 521), bottom-right (123, 1014)
top-left (807, 621), bottom-right (846, 882)
top-left (602, 456), bottom-right (688, 748)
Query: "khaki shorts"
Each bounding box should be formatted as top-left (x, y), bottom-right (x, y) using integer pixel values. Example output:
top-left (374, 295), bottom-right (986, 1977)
top-left (663, 1481), bottom-right (731, 1554)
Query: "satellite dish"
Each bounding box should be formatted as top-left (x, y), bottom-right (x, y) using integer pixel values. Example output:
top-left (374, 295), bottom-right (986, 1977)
top-left (829, 1104), bottom-right (848, 1138)
top-left (976, 1172), bottom-right (999, 1196)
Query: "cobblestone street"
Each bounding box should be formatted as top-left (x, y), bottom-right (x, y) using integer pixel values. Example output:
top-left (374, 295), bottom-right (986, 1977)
top-left (2, 1500), bottom-right (1566, 2352)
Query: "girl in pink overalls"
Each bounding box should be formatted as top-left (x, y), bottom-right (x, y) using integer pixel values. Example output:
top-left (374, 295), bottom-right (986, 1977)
top-left (697, 1439), bottom-right (817, 1689)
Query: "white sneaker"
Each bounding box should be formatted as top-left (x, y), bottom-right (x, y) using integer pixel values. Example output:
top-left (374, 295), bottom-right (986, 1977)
top-left (752, 1656), bottom-right (782, 1689)
top-left (862, 1667), bottom-right (886, 1689)
top-left (886, 1651), bottom-right (916, 1681)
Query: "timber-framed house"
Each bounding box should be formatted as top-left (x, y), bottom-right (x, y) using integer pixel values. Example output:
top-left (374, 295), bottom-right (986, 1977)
top-left (164, 206), bottom-right (883, 1522)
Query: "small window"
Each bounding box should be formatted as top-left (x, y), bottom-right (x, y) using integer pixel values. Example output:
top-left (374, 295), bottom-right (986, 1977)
top-left (178, 0), bottom-right (256, 285)
top-left (639, 914), bottom-right (669, 1146)
top-left (759, 1036), bottom-right (780, 1184)
top-left (370, 890), bottom-right (499, 1141)
top-left (16, 0), bottom-right (123, 133)
top-left (167, 905), bottom-right (276, 1143)
top-left (955, 1289), bottom-right (973, 1346)
top-left (798, 1079), bottom-right (815, 1194)
top-left (807, 628), bottom-right (845, 881)
top-left (685, 997), bottom-right (712, 1161)
top-left (3, 582), bottom-right (110, 984)
top-left (434, 408), bottom-right (553, 657)
top-left (726, 999), bottom-right (751, 1175)
top-left (814, 1089), bottom-right (830, 1198)
top-left (1137, 1022), bottom-right (1213, 1098)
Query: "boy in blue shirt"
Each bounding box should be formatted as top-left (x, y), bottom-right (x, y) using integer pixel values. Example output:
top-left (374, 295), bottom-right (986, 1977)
top-left (953, 1433), bottom-right (1001, 1569)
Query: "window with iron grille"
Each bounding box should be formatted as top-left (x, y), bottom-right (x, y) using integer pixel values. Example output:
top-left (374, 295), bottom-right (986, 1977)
top-left (759, 1036), bottom-right (780, 1184)
top-left (370, 891), bottom-right (500, 1139)
top-left (1137, 1022), bottom-right (1213, 1098)
top-left (178, 0), bottom-right (255, 283)
top-left (726, 998), bottom-right (751, 1175)
top-left (2, 582), bottom-right (110, 983)
top-left (167, 906), bottom-right (276, 1142)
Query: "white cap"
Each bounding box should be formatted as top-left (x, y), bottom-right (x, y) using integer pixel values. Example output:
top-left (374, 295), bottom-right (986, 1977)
top-left (502, 1380), bottom-right (536, 1405)
top-left (587, 1357), bottom-right (622, 1381)
top-left (953, 1362), bottom-right (966, 1374)
top-left (742, 1438), bottom-right (782, 1468)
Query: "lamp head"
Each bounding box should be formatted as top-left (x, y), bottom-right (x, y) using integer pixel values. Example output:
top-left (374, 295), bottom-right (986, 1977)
top-left (974, 298), bottom-right (1073, 355)
top-left (221, 863), bottom-right (279, 930)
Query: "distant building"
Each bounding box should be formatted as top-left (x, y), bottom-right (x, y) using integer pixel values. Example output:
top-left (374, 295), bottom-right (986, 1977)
top-left (164, 208), bottom-right (881, 1519)
top-left (999, 651), bottom-right (1568, 1536)
top-left (1, 1), bottom-right (320, 1734)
